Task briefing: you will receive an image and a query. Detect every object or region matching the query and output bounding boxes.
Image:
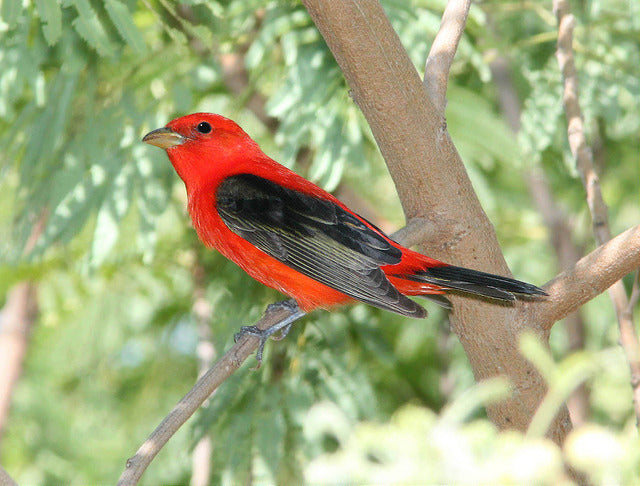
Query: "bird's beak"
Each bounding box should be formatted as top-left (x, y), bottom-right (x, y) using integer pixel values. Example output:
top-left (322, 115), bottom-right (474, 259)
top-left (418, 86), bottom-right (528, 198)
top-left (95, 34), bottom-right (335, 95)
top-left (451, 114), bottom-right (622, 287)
top-left (142, 127), bottom-right (186, 149)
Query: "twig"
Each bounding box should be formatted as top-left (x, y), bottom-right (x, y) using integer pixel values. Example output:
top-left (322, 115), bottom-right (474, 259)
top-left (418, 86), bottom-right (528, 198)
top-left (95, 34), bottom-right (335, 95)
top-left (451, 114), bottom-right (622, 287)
top-left (302, 0), bottom-right (571, 445)
top-left (627, 272), bottom-right (640, 317)
top-left (555, 6), bottom-right (608, 240)
top-left (554, 0), bottom-right (640, 427)
top-left (423, 0), bottom-right (471, 114)
top-left (538, 225), bottom-right (640, 326)
top-left (116, 223), bottom-right (640, 485)
top-left (118, 5), bottom-right (640, 484)
top-left (116, 304), bottom-right (299, 486)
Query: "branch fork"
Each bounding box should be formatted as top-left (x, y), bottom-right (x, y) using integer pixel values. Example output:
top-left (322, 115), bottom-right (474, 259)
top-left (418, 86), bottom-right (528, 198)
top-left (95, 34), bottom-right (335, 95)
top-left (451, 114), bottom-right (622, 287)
top-left (115, 1), bottom-right (640, 484)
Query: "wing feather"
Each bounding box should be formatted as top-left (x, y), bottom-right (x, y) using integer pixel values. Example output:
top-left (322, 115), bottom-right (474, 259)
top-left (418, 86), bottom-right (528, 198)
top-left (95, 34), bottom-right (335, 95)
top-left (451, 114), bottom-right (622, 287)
top-left (216, 174), bottom-right (425, 318)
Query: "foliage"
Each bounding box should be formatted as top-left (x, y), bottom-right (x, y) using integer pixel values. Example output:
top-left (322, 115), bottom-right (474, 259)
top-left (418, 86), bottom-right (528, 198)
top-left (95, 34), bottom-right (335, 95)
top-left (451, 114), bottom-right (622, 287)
top-left (0, 0), bottom-right (638, 484)
top-left (305, 403), bottom-right (640, 485)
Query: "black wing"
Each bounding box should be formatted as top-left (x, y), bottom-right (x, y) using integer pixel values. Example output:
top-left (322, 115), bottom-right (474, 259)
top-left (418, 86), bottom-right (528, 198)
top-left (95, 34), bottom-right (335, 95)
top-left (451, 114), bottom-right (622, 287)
top-left (216, 174), bottom-right (426, 318)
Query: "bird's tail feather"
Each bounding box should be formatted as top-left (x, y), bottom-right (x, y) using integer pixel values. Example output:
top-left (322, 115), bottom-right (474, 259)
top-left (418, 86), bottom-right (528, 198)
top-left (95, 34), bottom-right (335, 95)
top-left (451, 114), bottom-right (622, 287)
top-left (399, 265), bottom-right (547, 302)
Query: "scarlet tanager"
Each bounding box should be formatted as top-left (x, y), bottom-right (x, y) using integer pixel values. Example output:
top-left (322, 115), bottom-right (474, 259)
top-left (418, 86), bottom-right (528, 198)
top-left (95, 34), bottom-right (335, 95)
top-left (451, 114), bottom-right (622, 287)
top-left (143, 113), bottom-right (546, 360)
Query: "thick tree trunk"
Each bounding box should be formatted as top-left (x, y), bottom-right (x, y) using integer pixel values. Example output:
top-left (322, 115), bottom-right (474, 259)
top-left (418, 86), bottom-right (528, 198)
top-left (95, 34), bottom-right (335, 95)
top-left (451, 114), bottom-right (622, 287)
top-left (301, 0), bottom-right (573, 443)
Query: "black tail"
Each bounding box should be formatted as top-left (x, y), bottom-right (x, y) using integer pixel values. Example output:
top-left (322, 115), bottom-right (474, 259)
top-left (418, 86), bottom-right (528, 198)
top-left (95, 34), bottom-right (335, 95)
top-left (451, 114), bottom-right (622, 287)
top-left (403, 265), bottom-right (547, 302)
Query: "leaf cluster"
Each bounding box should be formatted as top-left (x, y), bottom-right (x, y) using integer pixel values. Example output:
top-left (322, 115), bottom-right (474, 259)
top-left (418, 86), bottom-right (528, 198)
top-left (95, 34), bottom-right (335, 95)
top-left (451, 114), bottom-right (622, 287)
top-left (0, 0), bottom-right (638, 484)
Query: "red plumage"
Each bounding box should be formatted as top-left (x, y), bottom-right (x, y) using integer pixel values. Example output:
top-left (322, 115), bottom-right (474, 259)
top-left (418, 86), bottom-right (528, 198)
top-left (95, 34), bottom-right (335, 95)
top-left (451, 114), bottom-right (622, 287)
top-left (142, 113), bottom-right (545, 318)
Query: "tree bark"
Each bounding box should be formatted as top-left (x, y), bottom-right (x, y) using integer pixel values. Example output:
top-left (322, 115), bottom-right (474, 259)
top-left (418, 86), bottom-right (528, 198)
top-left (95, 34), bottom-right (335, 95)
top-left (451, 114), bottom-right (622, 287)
top-left (487, 43), bottom-right (590, 426)
top-left (301, 0), bottom-right (573, 443)
top-left (554, 0), bottom-right (640, 425)
top-left (119, 4), bottom-right (640, 483)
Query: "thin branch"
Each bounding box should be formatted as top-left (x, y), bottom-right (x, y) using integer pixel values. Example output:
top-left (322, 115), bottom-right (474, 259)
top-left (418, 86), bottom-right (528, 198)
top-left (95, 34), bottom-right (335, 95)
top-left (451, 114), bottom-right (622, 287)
top-left (627, 272), bottom-right (640, 318)
top-left (301, 0), bottom-right (575, 445)
top-left (537, 225), bottom-right (640, 326)
top-left (554, 0), bottom-right (640, 426)
top-left (555, 6), bottom-right (608, 243)
top-left (117, 304), bottom-right (299, 486)
top-left (424, 0), bottom-right (471, 113)
top-left (116, 222), bottom-right (640, 486)
top-left (118, 5), bottom-right (640, 484)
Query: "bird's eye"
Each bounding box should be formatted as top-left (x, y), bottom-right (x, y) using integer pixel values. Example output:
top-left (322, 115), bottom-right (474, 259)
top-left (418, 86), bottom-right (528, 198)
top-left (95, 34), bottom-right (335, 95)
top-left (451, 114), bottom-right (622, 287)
top-left (196, 121), bottom-right (212, 134)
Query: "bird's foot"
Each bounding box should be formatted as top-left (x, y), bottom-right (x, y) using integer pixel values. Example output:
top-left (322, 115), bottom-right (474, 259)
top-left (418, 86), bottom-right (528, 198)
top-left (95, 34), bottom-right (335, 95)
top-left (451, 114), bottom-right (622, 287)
top-left (234, 300), bottom-right (305, 366)
top-left (266, 298), bottom-right (300, 314)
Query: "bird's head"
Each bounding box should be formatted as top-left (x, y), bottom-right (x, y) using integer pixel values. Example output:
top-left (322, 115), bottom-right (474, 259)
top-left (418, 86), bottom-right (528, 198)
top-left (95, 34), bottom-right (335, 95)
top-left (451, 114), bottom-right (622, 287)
top-left (142, 113), bottom-right (261, 188)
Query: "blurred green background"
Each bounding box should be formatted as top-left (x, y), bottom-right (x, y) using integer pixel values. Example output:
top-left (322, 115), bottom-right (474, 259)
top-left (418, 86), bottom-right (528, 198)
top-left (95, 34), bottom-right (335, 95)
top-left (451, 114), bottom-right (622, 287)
top-left (0, 0), bottom-right (638, 484)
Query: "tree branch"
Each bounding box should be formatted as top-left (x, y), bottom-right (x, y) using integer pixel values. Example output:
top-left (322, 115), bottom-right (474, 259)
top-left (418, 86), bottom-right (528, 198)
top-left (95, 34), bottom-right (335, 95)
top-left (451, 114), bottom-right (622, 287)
top-left (423, 0), bottom-right (471, 113)
top-left (555, 8), bottom-right (608, 242)
top-left (301, 0), bottom-right (574, 444)
top-left (627, 272), bottom-right (640, 319)
top-left (537, 225), bottom-right (640, 326)
top-left (526, 170), bottom-right (589, 425)
top-left (115, 222), bottom-right (639, 485)
top-left (554, 0), bottom-right (640, 426)
top-left (118, 4), bottom-right (640, 484)
top-left (487, 39), bottom-right (590, 425)
top-left (390, 217), bottom-right (440, 249)
top-left (117, 304), bottom-right (299, 486)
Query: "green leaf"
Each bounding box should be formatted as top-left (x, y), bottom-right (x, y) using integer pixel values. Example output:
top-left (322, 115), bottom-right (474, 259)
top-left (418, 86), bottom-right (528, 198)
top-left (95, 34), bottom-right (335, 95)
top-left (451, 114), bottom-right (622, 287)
top-left (104, 0), bottom-right (147, 54)
top-left (440, 377), bottom-right (512, 424)
top-left (1, 0), bottom-right (22, 25)
top-left (34, 0), bottom-right (62, 45)
top-left (90, 161), bottom-right (134, 266)
top-left (133, 147), bottom-right (170, 262)
top-left (31, 165), bottom-right (100, 255)
top-left (165, 26), bottom-right (188, 45)
top-left (20, 69), bottom-right (79, 181)
top-left (447, 85), bottom-right (520, 169)
top-left (255, 387), bottom-right (286, 476)
top-left (518, 61), bottom-right (565, 163)
top-left (71, 0), bottom-right (115, 57)
top-left (221, 394), bottom-right (255, 485)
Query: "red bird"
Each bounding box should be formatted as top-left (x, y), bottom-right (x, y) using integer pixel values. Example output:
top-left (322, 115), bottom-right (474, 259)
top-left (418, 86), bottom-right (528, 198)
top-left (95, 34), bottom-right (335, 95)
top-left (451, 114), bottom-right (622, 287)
top-left (143, 113), bottom-right (545, 360)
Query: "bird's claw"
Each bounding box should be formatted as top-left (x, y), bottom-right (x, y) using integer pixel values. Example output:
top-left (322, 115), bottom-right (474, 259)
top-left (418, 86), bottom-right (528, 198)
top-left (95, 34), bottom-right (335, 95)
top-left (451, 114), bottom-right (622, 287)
top-left (266, 299), bottom-right (299, 314)
top-left (233, 321), bottom-right (295, 364)
top-left (233, 300), bottom-right (305, 366)
top-left (234, 325), bottom-right (268, 365)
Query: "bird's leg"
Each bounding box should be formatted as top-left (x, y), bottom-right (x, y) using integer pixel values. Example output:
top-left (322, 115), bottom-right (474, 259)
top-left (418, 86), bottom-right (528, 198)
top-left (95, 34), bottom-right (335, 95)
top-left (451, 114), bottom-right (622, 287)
top-left (264, 299), bottom-right (302, 340)
top-left (234, 299), bottom-right (306, 364)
